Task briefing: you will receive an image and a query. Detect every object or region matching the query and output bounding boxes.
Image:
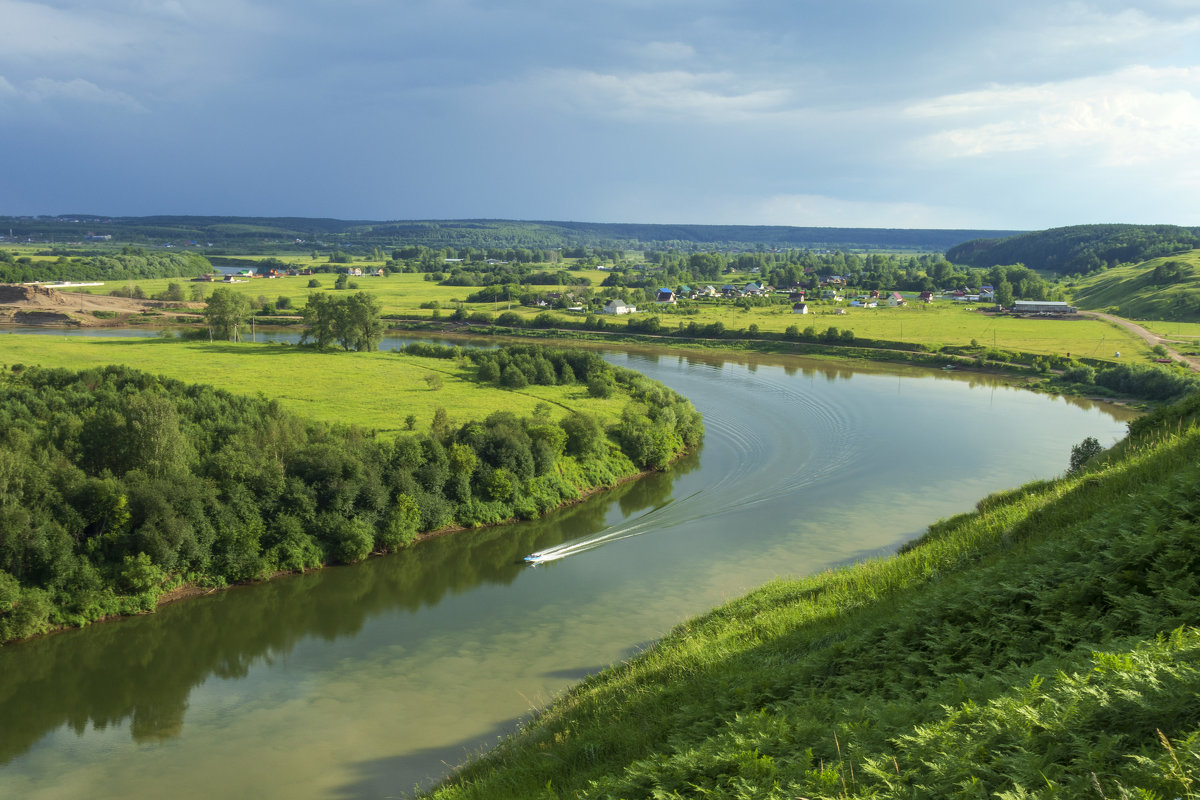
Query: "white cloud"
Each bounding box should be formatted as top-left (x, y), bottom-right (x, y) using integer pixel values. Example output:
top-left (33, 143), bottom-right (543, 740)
top-left (907, 66), bottom-right (1200, 168)
top-left (511, 68), bottom-right (794, 122)
top-left (25, 77), bottom-right (147, 111)
top-left (1029, 3), bottom-right (1200, 51)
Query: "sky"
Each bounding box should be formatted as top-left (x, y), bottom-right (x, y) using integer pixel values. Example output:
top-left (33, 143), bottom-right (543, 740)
top-left (2, 0), bottom-right (1199, 230)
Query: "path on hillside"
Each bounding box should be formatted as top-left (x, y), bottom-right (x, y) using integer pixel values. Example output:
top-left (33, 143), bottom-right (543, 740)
top-left (1079, 310), bottom-right (1200, 371)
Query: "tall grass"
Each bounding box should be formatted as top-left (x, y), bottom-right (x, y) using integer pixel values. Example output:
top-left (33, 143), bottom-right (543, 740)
top-left (426, 399), bottom-right (1200, 799)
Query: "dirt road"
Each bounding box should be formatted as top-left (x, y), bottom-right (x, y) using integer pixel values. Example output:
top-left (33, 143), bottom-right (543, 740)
top-left (1079, 310), bottom-right (1200, 371)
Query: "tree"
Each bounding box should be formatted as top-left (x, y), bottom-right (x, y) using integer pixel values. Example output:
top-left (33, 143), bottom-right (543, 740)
top-left (339, 292), bottom-right (384, 352)
top-left (300, 293), bottom-right (336, 349)
top-left (996, 279), bottom-right (1014, 308)
top-left (203, 287), bottom-right (251, 341)
top-left (1068, 436), bottom-right (1103, 473)
top-left (300, 292), bottom-right (382, 352)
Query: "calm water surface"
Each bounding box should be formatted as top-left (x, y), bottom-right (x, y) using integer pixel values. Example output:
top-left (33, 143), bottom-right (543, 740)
top-left (0, 339), bottom-right (1134, 798)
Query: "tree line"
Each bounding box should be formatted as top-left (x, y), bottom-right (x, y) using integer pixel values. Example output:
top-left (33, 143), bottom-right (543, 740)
top-left (0, 349), bottom-right (702, 644)
top-left (0, 249), bottom-right (211, 284)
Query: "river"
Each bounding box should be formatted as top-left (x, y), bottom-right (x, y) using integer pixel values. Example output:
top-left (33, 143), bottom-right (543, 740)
top-left (0, 336), bottom-right (1134, 798)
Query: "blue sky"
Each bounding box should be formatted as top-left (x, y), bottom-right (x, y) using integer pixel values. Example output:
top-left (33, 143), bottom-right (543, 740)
top-left (2, 0), bottom-right (1198, 229)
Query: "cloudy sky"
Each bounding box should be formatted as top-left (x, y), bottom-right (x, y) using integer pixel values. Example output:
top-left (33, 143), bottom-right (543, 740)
top-left (2, 1), bottom-right (1198, 229)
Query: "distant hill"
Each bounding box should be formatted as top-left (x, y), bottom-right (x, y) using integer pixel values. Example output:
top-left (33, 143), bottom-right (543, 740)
top-left (946, 223), bottom-right (1200, 275)
top-left (0, 215), bottom-right (1022, 254)
top-left (1070, 248), bottom-right (1200, 321)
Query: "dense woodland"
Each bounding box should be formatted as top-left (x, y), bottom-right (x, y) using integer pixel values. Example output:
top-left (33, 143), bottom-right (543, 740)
top-left (0, 348), bottom-right (702, 644)
top-left (1, 215), bottom-right (1019, 254)
top-left (0, 247), bottom-right (210, 283)
top-left (947, 224), bottom-right (1200, 275)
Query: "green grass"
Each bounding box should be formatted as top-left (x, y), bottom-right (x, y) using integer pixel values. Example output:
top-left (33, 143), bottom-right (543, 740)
top-left (1069, 249), bottom-right (1200, 321)
top-left (0, 334), bottom-right (627, 437)
top-left (425, 394), bottom-right (1200, 799)
top-left (49, 266), bottom-right (1153, 361)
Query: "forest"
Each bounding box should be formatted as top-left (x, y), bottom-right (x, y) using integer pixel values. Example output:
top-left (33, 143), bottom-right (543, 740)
top-left (2, 215), bottom-right (1019, 254)
top-left (0, 247), bottom-right (210, 283)
top-left (0, 346), bottom-right (702, 645)
top-left (946, 223), bottom-right (1200, 275)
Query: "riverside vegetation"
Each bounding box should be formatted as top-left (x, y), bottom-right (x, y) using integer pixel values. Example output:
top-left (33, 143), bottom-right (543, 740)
top-left (424, 390), bottom-right (1200, 800)
top-left (0, 344), bottom-right (702, 645)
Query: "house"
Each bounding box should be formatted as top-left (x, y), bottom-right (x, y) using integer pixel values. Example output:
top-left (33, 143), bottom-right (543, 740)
top-left (677, 284), bottom-right (692, 297)
top-left (821, 289), bottom-right (843, 301)
top-left (919, 291), bottom-right (934, 303)
top-left (849, 299), bottom-right (877, 308)
top-left (792, 302), bottom-right (809, 314)
top-left (654, 288), bottom-right (676, 305)
top-left (868, 289), bottom-right (880, 299)
top-left (743, 281), bottom-right (766, 295)
top-left (788, 291), bottom-right (807, 301)
top-left (699, 285), bottom-right (717, 297)
top-left (602, 299), bottom-right (636, 315)
top-left (720, 284), bottom-right (739, 296)
top-left (889, 292), bottom-right (906, 307)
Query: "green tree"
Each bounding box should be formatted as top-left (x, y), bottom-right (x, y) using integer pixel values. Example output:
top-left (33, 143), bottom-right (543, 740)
top-left (996, 279), bottom-right (1014, 307)
top-left (203, 287), bottom-right (251, 341)
top-left (300, 293), bottom-right (337, 349)
top-left (338, 292), bottom-right (384, 352)
top-left (1068, 436), bottom-right (1104, 473)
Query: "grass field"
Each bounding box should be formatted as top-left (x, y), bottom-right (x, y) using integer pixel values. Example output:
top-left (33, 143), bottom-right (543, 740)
top-left (6, 241), bottom-right (1163, 362)
top-left (57, 274), bottom-right (1155, 361)
top-left (0, 334), bottom-right (628, 437)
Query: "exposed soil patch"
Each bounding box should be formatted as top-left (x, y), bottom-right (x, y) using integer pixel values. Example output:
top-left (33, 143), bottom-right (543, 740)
top-left (0, 283), bottom-right (202, 326)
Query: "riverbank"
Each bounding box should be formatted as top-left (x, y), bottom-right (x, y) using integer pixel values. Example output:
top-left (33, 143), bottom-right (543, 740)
top-left (423, 388), bottom-right (1200, 799)
top-left (0, 348), bottom-right (703, 647)
top-left (0, 332), bottom-right (1134, 798)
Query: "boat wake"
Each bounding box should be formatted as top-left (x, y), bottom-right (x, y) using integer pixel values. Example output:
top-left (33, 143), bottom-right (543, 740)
top-left (523, 491), bottom-right (701, 564)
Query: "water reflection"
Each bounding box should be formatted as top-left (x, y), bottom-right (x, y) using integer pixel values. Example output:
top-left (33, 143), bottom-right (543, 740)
top-left (0, 333), bottom-right (1135, 799)
top-left (0, 454), bottom-right (698, 763)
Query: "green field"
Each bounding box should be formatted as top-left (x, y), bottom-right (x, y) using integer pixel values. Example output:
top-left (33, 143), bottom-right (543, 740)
top-left (0, 334), bottom-right (628, 437)
top-left (59, 274), bottom-right (1155, 362)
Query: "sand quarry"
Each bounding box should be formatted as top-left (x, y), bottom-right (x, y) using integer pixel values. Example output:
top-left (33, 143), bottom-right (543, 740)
top-left (0, 284), bottom-right (201, 326)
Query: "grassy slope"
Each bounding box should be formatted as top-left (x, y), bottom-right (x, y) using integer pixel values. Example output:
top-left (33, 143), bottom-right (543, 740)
top-left (1070, 249), bottom-right (1200, 322)
top-left (427, 395), bottom-right (1200, 799)
top-left (0, 335), bottom-right (628, 437)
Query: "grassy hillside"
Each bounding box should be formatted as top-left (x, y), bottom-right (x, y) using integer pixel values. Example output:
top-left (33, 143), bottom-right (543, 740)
top-left (947, 224), bottom-right (1200, 275)
top-left (1070, 249), bottom-right (1200, 322)
top-left (427, 392), bottom-right (1200, 799)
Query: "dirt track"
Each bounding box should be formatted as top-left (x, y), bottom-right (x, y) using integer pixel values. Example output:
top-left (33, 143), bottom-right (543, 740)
top-left (1079, 310), bottom-right (1200, 372)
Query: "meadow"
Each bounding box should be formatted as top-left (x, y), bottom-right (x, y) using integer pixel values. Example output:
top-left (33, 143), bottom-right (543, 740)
top-left (55, 271), bottom-right (1154, 361)
top-left (0, 334), bottom-right (629, 437)
top-left (6, 241), bottom-right (1160, 361)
